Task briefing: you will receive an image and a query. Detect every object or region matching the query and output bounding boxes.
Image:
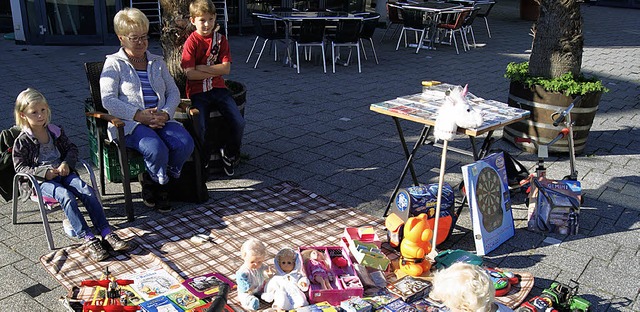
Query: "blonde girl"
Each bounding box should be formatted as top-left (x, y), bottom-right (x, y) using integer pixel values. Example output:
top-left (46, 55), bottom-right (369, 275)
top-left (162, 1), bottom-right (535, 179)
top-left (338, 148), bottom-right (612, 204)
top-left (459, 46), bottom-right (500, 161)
top-left (12, 88), bottom-right (130, 261)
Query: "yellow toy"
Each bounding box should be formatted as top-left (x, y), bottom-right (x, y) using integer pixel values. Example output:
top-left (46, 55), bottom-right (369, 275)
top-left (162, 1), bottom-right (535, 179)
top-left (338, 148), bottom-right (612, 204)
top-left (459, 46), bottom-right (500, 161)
top-left (399, 213), bottom-right (433, 277)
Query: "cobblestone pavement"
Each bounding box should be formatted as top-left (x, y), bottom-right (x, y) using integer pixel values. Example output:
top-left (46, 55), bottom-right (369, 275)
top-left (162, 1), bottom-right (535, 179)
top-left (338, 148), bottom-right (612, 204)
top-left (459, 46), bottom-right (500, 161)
top-left (0, 0), bottom-right (638, 310)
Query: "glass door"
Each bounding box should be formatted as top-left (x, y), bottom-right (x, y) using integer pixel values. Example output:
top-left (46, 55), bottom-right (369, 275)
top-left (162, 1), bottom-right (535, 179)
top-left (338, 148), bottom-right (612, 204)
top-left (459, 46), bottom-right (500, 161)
top-left (21, 0), bottom-right (119, 45)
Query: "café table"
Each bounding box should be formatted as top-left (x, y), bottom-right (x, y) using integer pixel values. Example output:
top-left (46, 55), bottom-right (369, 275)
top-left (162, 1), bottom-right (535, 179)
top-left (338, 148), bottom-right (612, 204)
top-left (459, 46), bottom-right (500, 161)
top-left (369, 83), bottom-right (530, 216)
top-left (400, 2), bottom-right (463, 50)
top-left (270, 11), bottom-right (363, 67)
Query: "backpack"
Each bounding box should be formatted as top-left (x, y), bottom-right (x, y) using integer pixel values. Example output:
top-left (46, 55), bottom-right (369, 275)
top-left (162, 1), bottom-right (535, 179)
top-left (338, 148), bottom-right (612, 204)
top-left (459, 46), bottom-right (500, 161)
top-left (492, 149), bottom-right (530, 189)
top-left (0, 126), bottom-right (21, 201)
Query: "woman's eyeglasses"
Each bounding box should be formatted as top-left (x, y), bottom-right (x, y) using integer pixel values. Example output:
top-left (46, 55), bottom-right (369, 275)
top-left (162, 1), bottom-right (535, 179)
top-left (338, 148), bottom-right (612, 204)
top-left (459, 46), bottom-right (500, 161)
top-left (126, 35), bottom-right (149, 43)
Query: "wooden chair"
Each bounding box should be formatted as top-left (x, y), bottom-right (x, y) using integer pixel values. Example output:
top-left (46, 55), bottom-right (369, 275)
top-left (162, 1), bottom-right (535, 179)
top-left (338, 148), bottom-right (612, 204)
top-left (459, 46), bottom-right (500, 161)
top-left (84, 61), bottom-right (204, 221)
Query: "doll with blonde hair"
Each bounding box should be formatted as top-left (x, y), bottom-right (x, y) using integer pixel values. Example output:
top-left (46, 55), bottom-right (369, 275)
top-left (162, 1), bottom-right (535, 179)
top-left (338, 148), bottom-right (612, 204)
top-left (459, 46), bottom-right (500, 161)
top-left (235, 238), bottom-right (270, 310)
top-left (262, 248), bottom-right (309, 310)
top-left (12, 88), bottom-right (130, 261)
top-left (429, 262), bottom-right (513, 312)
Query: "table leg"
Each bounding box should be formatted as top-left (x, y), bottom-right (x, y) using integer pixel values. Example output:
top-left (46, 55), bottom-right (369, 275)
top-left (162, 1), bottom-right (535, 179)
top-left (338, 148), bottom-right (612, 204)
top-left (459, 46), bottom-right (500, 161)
top-left (383, 122), bottom-right (431, 217)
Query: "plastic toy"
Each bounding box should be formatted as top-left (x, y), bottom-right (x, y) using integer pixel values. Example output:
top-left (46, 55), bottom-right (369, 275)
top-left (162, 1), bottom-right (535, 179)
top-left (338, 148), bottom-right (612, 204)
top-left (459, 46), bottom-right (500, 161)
top-left (341, 226), bottom-right (390, 271)
top-left (516, 281), bottom-right (591, 312)
top-left (80, 267), bottom-right (140, 312)
top-left (261, 248), bottom-right (310, 310)
top-left (485, 267), bottom-right (520, 296)
top-left (235, 238), bottom-right (269, 311)
top-left (300, 246), bottom-right (363, 305)
top-left (306, 249), bottom-right (333, 289)
top-left (433, 249), bottom-right (483, 270)
top-left (399, 213), bottom-right (433, 276)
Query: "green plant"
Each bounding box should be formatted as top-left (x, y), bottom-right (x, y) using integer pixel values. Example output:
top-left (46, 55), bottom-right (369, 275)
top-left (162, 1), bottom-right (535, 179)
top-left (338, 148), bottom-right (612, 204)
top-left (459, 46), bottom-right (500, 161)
top-left (505, 62), bottom-right (609, 96)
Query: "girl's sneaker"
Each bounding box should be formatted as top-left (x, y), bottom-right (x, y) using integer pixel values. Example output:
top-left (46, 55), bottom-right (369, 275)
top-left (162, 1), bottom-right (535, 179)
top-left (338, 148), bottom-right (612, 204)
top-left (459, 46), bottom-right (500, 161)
top-left (84, 237), bottom-right (109, 261)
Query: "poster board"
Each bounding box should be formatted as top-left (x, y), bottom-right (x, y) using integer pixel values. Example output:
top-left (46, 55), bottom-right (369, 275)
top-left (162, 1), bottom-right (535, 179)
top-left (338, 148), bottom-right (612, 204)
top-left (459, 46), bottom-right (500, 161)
top-left (461, 152), bottom-right (515, 255)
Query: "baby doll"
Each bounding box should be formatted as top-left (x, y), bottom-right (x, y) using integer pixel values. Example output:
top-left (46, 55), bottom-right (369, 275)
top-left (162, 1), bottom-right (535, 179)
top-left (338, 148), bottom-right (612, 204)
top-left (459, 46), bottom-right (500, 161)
top-left (236, 239), bottom-right (270, 310)
top-left (429, 262), bottom-right (513, 312)
top-left (261, 248), bottom-right (309, 310)
top-left (305, 250), bottom-right (333, 290)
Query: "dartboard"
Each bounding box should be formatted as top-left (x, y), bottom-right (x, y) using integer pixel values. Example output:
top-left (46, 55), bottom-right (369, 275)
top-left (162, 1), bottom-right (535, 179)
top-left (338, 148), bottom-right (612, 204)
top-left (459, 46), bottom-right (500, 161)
top-left (475, 167), bottom-right (503, 232)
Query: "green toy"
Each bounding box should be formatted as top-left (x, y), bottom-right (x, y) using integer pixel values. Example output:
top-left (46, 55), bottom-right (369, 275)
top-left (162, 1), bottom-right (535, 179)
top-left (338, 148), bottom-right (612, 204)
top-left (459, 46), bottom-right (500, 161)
top-left (540, 281), bottom-right (591, 312)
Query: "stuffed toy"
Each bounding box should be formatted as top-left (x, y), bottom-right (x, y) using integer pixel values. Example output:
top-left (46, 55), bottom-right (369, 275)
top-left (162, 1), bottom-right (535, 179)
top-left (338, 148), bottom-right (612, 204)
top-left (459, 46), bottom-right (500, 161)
top-left (434, 84), bottom-right (484, 142)
top-left (261, 248), bottom-right (309, 311)
top-left (399, 213), bottom-right (433, 277)
top-left (236, 239), bottom-right (270, 310)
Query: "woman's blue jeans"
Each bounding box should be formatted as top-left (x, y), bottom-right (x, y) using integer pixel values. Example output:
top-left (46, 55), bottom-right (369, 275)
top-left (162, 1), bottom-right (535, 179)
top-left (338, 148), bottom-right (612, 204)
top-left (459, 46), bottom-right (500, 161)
top-left (40, 173), bottom-right (108, 239)
top-left (190, 88), bottom-right (246, 159)
top-left (125, 122), bottom-right (195, 185)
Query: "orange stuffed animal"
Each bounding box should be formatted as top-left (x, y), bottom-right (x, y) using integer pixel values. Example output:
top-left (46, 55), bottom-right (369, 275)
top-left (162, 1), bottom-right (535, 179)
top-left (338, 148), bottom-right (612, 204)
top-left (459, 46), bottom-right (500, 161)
top-left (399, 213), bottom-right (433, 276)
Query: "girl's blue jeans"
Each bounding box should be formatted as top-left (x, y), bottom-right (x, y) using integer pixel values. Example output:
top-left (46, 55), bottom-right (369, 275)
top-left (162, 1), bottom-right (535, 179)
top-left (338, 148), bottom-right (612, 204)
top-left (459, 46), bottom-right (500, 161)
top-left (190, 88), bottom-right (246, 159)
top-left (41, 172), bottom-right (108, 239)
top-left (125, 122), bottom-right (195, 185)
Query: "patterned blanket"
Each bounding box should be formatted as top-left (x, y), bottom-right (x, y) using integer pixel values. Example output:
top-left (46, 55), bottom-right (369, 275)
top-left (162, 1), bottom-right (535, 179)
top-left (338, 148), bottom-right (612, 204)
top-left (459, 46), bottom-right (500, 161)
top-left (41, 181), bottom-right (531, 310)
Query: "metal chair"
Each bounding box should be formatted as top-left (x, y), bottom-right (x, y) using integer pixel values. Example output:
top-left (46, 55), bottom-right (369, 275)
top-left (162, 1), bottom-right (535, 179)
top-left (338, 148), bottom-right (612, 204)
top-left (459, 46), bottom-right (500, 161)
top-left (12, 159), bottom-right (99, 250)
top-left (381, 2), bottom-right (404, 42)
top-left (475, 1), bottom-right (496, 38)
top-left (291, 19), bottom-right (327, 74)
top-left (396, 7), bottom-right (428, 54)
top-left (327, 18), bottom-right (363, 73)
top-left (246, 13), bottom-right (287, 68)
top-left (84, 62), bottom-right (204, 221)
top-left (356, 12), bottom-right (380, 64)
top-left (436, 8), bottom-right (471, 54)
top-left (461, 7), bottom-right (481, 49)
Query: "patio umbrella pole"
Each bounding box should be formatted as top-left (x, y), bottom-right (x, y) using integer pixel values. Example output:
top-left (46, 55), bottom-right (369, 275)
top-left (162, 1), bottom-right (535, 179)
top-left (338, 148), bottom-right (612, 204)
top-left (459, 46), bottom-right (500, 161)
top-left (429, 139), bottom-right (448, 259)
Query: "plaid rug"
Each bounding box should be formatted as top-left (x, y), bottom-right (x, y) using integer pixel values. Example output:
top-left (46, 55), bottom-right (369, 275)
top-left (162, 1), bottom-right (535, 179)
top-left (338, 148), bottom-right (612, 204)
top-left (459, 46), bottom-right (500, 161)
top-left (41, 181), bottom-right (531, 310)
top-left (41, 181), bottom-right (390, 310)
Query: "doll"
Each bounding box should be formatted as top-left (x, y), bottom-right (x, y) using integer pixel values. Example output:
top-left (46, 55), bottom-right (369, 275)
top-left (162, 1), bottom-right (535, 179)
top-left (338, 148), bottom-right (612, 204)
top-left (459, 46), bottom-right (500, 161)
top-left (261, 248), bottom-right (309, 310)
top-left (305, 250), bottom-right (333, 290)
top-left (236, 239), bottom-right (270, 310)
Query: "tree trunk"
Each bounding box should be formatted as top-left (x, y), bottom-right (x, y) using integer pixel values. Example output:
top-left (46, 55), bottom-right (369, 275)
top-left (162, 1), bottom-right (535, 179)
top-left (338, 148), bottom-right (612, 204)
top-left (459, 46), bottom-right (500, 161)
top-left (528, 0), bottom-right (583, 79)
top-left (160, 0), bottom-right (193, 99)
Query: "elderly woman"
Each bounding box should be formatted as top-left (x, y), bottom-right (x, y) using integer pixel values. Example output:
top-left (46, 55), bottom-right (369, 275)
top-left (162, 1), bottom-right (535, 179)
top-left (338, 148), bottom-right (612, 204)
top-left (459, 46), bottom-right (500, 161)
top-left (100, 7), bottom-right (194, 212)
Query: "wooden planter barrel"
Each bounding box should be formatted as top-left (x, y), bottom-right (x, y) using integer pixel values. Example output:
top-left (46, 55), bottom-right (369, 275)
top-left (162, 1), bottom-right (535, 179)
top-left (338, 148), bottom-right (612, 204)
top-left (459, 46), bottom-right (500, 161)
top-left (207, 80), bottom-right (247, 173)
top-left (503, 81), bottom-right (601, 155)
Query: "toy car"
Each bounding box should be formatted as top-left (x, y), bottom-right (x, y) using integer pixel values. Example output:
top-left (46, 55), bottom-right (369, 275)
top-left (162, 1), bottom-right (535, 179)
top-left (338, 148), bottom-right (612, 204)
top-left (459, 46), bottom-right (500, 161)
top-left (516, 296), bottom-right (558, 312)
top-left (80, 267), bottom-right (140, 312)
top-left (540, 281), bottom-right (591, 312)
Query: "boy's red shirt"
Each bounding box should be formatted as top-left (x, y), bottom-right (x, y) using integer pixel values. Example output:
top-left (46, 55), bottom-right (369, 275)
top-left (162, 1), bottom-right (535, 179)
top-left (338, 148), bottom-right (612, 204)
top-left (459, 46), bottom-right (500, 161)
top-left (181, 30), bottom-right (232, 98)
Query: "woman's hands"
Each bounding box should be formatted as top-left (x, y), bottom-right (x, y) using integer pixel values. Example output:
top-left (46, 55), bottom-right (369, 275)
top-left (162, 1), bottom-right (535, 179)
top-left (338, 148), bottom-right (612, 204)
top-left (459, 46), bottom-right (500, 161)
top-left (134, 107), bottom-right (169, 129)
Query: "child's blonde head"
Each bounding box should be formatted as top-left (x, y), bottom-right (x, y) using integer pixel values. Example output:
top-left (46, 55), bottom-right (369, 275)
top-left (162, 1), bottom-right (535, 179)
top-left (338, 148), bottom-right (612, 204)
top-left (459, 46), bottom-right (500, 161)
top-left (429, 262), bottom-right (494, 312)
top-left (240, 238), bottom-right (267, 259)
top-left (14, 88), bottom-right (51, 129)
top-left (113, 7), bottom-right (149, 36)
top-left (189, 0), bottom-right (217, 18)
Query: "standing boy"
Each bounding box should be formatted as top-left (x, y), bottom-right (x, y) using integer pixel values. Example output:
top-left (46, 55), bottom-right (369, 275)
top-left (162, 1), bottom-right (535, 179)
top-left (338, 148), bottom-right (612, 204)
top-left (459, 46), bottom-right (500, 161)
top-left (181, 0), bottom-right (245, 176)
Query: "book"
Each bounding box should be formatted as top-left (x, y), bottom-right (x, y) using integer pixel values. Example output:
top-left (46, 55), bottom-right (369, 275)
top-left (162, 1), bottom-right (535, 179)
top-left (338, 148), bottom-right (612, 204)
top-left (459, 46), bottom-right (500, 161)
top-left (288, 301), bottom-right (339, 312)
top-left (167, 288), bottom-right (207, 310)
top-left (120, 284), bottom-right (145, 306)
top-left (383, 299), bottom-right (418, 312)
top-left (182, 272), bottom-right (236, 299)
top-left (138, 295), bottom-right (183, 312)
top-left (410, 298), bottom-right (450, 311)
top-left (122, 267), bottom-right (184, 301)
top-left (386, 276), bottom-right (431, 303)
top-left (340, 297), bottom-right (373, 312)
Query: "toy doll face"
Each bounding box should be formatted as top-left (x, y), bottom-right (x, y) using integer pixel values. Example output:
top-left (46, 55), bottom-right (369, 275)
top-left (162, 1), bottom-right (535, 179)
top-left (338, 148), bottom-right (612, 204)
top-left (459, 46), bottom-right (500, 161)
top-left (245, 253), bottom-right (264, 270)
top-left (279, 254), bottom-right (295, 273)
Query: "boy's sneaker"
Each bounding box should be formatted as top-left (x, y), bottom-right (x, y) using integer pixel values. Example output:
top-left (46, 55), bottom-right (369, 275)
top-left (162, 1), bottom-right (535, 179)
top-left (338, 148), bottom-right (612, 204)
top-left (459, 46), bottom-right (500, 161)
top-left (103, 233), bottom-right (130, 251)
top-left (220, 148), bottom-right (235, 177)
top-left (84, 237), bottom-right (109, 262)
top-left (138, 172), bottom-right (156, 208)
